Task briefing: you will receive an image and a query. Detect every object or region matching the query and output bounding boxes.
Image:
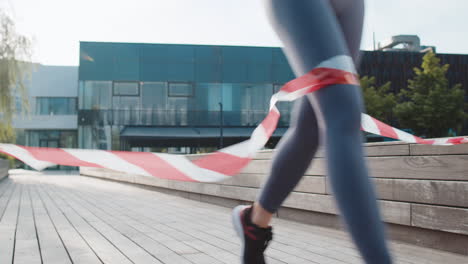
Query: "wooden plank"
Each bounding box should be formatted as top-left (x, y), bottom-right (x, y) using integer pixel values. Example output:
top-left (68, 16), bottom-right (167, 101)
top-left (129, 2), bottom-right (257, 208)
top-left (143, 174), bottom-right (327, 196)
top-left (72, 181), bottom-right (308, 264)
top-left (84, 151), bottom-right (468, 183)
top-left (6, 174), bottom-right (468, 262)
top-left (253, 149), bottom-right (327, 160)
top-left (254, 142), bottom-right (410, 160)
top-left (283, 191), bottom-right (411, 225)
top-left (81, 162), bottom-right (465, 228)
top-left (86, 167), bottom-right (325, 195)
top-left (87, 171), bottom-right (411, 226)
top-left (365, 155), bottom-right (468, 180)
top-left (365, 143), bottom-right (410, 157)
top-left (218, 174), bottom-right (326, 194)
top-left (49, 184), bottom-right (163, 264)
top-left (35, 184), bottom-right (102, 264)
top-left (0, 159), bottom-right (9, 181)
top-left (376, 179), bottom-right (468, 207)
top-left (14, 185), bottom-right (42, 264)
top-left (71, 174), bottom-right (468, 262)
top-left (89, 202), bottom-right (226, 263)
top-left (412, 204), bottom-right (468, 235)
top-left (183, 253), bottom-right (223, 264)
top-left (0, 182), bottom-right (20, 264)
top-left (410, 141), bottom-right (468, 156)
top-left (88, 164), bottom-right (468, 210)
top-left (294, 176), bottom-right (327, 194)
top-left (325, 178), bottom-right (468, 208)
top-left (243, 155), bottom-right (468, 180)
top-left (82, 177), bottom-right (399, 263)
top-left (41, 184), bottom-right (133, 264)
top-left (138, 179), bottom-right (411, 226)
top-left (134, 174), bottom-right (170, 188)
top-left (68, 183), bottom-right (224, 264)
top-left (212, 173), bottom-right (266, 188)
top-left (0, 180), bottom-right (14, 220)
top-left (29, 186), bottom-right (73, 264)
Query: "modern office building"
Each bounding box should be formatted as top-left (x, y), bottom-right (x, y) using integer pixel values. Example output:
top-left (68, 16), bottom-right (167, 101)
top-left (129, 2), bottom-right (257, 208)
top-left (13, 65), bottom-right (78, 149)
top-left (78, 41), bottom-right (468, 152)
top-left (78, 42), bottom-right (294, 153)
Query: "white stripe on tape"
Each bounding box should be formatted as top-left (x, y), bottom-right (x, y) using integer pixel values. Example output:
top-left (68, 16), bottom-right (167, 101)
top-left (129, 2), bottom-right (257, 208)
top-left (393, 127), bottom-right (417, 143)
top-left (219, 140), bottom-right (252, 158)
top-left (432, 138), bottom-right (452, 146)
top-left (316, 55), bottom-right (357, 75)
top-left (248, 125), bottom-right (269, 155)
top-left (0, 144), bottom-right (55, 171)
top-left (63, 149), bottom-right (151, 177)
top-left (361, 114), bottom-right (380, 136)
top-left (155, 153), bottom-right (229, 182)
top-left (275, 87), bottom-right (311, 102)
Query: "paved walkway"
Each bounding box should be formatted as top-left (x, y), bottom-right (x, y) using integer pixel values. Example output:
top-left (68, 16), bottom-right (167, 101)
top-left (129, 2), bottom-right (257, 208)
top-left (0, 171), bottom-right (467, 264)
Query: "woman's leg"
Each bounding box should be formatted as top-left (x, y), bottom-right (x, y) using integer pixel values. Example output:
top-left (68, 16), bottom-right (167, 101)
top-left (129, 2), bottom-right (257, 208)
top-left (256, 0), bottom-right (392, 263)
top-left (257, 96), bottom-right (320, 214)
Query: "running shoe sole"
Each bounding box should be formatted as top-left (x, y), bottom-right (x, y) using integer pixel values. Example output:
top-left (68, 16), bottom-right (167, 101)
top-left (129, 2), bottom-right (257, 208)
top-left (232, 205), bottom-right (249, 264)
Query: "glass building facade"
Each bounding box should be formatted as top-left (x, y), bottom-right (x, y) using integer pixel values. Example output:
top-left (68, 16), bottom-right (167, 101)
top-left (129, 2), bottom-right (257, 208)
top-left (12, 64), bottom-right (79, 160)
top-left (78, 43), bottom-right (468, 151)
top-left (36, 97), bottom-right (77, 115)
top-left (78, 42), bottom-right (295, 152)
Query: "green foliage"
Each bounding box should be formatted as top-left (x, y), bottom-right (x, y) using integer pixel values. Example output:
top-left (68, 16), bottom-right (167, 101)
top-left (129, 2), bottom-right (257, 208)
top-left (361, 76), bottom-right (396, 124)
top-left (0, 10), bottom-right (32, 167)
top-left (394, 52), bottom-right (466, 138)
top-left (0, 122), bottom-right (15, 167)
top-left (0, 10), bottom-right (32, 124)
top-left (0, 122), bottom-right (14, 143)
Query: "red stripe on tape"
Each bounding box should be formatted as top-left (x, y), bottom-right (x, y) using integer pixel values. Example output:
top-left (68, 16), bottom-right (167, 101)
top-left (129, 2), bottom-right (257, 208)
top-left (193, 152), bottom-right (251, 176)
top-left (281, 68), bottom-right (358, 93)
top-left (261, 110), bottom-right (281, 138)
top-left (372, 117), bottom-right (399, 140)
top-left (23, 146), bottom-right (101, 168)
top-left (414, 136), bottom-right (435, 145)
top-left (111, 151), bottom-right (195, 182)
top-left (447, 137), bottom-right (464, 144)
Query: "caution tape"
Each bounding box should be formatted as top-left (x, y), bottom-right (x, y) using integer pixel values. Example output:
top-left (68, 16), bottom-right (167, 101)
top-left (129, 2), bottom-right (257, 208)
top-left (0, 55), bottom-right (466, 182)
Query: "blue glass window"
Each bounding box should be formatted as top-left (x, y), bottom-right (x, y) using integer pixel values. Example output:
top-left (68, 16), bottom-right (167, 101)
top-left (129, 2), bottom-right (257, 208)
top-left (36, 97), bottom-right (77, 115)
top-left (113, 82), bottom-right (139, 96)
top-left (141, 82), bottom-right (167, 109)
top-left (27, 130), bottom-right (77, 148)
top-left (112, 96), bottom-right (140, 109)
top-left (82, 81), bottom-right (112, 110)
top-left (168, 82), bottom-right (193, 97)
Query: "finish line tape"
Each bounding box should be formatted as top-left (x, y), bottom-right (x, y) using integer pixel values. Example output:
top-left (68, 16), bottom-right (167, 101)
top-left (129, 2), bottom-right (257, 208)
top-left (1, 55), bottom-right (467, 182)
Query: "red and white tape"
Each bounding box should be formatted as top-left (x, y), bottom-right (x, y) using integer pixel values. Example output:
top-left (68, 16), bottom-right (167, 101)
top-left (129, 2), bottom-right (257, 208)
top-left (1, 55), bottom-right (467, 182)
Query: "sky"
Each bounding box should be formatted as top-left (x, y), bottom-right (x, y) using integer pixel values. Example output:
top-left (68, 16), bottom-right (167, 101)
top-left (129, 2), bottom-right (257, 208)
top-left (1, 0), bottom-right (468, 66)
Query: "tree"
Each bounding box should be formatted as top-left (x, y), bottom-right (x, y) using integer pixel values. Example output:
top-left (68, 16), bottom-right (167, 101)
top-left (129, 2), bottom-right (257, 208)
top-left (0, 10), bottom-right (32, 166)
top-left (361, 76), bottom-right (396, 124)
top-left (394, 52), bottom-right (466, 138)
top-left (0, 10), bottom-right (32, 141)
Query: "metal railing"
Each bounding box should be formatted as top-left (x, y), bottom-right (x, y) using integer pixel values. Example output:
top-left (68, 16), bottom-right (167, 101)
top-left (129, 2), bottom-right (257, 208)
top-left (78, 109), bottom-right (291, 127)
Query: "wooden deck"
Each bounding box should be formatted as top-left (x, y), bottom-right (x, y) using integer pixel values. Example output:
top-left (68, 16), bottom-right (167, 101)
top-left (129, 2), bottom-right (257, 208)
top-left (0, 171), bottom-right (467, 264)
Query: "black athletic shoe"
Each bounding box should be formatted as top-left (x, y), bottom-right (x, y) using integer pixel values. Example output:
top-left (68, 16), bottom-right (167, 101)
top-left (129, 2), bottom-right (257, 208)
top-left (232, 205), bottom-right (273, 264)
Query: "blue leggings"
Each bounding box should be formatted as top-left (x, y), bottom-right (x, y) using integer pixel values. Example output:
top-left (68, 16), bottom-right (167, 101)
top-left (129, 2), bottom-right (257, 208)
top-left (258, 1), bottom-right (393, 263)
